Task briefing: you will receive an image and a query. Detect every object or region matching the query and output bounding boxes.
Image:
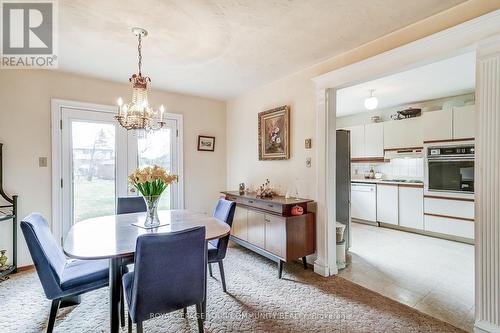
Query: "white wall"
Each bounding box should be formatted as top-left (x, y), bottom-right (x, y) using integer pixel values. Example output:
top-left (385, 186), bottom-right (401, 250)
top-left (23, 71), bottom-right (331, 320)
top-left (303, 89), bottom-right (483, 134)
top-left (0, 70), bottom-right (226, 266)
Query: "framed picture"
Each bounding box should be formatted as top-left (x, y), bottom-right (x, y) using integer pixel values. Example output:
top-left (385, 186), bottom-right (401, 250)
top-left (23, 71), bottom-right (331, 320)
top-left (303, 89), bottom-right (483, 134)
top-left (258, 105), bottom-right (290, 160)
top-left (197, 135), bottom-right (215, 151)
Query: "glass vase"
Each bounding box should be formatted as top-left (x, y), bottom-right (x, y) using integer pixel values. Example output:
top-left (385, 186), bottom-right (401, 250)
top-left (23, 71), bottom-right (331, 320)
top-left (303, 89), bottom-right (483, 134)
top-left (143, 195), bottom-right (161, 228)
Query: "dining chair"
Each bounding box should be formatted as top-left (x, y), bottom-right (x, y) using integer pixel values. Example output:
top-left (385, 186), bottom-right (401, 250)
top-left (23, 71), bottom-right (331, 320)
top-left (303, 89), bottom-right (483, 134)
top-left (207, 198), bottom-right (236, 292)
top-left (20, 213), bottom-right (109, 333)
top-left (117, 196), bottom-right (147, 215)
top-left (122, 227), bottom-right (206, 333)
top-left (116, 196), bottom-right (147, 326)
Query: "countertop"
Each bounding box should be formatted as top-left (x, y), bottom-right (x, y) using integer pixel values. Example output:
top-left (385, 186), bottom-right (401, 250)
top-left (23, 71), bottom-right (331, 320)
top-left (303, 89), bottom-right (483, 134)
top-left (221, 191), bottom-right (314, 205)
top-left (351, 179), bottom-right (424, 187)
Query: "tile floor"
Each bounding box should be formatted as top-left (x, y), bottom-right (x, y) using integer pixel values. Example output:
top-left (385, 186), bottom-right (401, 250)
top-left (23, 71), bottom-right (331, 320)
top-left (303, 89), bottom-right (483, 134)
top-left (338, 222), bottom-right (474, 332)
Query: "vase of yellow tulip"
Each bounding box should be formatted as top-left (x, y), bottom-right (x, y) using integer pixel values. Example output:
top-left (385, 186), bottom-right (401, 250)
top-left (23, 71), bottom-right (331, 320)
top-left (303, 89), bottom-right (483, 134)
top-left (128, 165), bottom-right (178, 227)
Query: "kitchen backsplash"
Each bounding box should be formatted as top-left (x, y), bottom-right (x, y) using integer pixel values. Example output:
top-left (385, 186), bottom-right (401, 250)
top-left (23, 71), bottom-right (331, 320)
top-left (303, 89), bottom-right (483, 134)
top-left (352, 157), bottom-right (424, 180)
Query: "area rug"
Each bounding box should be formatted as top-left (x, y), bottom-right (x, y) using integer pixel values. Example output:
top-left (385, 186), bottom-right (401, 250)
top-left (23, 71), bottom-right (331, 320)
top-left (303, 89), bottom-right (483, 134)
top-left (0, 245), bottom-right (464, 332)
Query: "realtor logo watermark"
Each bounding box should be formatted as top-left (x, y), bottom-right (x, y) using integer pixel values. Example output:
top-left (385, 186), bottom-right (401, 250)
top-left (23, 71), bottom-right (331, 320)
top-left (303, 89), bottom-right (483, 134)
top-left (1, 0), bottom-right (57, 68)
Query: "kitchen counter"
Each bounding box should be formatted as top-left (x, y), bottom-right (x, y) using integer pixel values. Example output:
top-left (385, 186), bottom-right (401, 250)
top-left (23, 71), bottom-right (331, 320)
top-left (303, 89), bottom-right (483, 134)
top-left (351, 179), bottom-right (424, 187)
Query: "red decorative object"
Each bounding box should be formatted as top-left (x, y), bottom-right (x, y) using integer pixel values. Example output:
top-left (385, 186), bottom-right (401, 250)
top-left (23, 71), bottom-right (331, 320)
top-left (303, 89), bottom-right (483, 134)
top-left (291, 205), bottom-right (304, 216)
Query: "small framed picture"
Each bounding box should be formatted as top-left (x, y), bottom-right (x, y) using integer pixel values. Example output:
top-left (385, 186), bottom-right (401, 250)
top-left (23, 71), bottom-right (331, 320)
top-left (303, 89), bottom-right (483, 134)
top-left (197, 135), bottom-right (215, 152)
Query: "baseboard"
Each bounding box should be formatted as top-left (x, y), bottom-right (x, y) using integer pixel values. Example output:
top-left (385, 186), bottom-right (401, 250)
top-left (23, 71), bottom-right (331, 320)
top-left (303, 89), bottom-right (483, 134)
top-left (475, 320), bottom-right (500, 333)
top-left (16, 264), bottom-right (34, 272)
top-left (313, 261), bottom-right (329, 277)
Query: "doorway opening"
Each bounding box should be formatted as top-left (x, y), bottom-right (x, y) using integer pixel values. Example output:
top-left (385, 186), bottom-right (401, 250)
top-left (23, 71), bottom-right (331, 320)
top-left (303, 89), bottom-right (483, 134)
top-left (334, 52), bottom-right (475, 331)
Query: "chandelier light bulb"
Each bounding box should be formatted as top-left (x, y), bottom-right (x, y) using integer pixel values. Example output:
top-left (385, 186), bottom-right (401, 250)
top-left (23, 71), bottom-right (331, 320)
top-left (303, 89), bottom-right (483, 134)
top-left (364, 89), bottom-right (378, 110)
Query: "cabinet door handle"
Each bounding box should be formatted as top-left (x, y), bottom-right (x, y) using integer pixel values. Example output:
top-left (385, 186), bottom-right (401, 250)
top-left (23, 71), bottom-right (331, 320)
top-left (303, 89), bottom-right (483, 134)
top-left (248, 200), bottom-right (254, 204)
top-left (267, 204), bottom-right (274, 208)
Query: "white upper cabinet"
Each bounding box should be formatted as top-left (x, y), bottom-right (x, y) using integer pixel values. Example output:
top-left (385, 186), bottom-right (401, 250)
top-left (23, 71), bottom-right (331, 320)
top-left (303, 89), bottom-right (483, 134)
top-left (364, 123), bottom-right (384, 158)
top-left (453, 105), bottom-right (475, 139)
top-left (376, 184), bottom-right (399, 225)
top-left (344, 125), bottom-right (365, 158)
top-left (383, 117), bottom-right (422, 149)
top-left (422, 109), bottom-right (453, 142)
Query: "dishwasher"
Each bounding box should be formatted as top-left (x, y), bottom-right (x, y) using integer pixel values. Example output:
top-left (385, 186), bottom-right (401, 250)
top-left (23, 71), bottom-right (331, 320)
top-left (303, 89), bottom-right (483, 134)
top-left (351, 183), bottom-right (377, 223)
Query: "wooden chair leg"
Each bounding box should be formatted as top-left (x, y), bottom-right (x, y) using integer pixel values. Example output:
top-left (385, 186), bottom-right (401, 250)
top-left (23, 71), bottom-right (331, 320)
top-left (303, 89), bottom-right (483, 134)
top-left (218, 260), bottom-right (227, 292)
top-left (208, 263), bottom-right (213, 277)
top-left (127, 314), bottom-right (132, 333)
top-left (136, 321), bottom-right (143, 333)
top-left (195, 303), bottom-right (205, 333)
top-left (47, 298), bottom-right (60, 333)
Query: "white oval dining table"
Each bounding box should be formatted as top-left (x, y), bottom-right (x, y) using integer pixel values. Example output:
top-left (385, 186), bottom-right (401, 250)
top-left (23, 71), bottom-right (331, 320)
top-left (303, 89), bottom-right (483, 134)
top-left (63, 210), bottom-right (230, 333)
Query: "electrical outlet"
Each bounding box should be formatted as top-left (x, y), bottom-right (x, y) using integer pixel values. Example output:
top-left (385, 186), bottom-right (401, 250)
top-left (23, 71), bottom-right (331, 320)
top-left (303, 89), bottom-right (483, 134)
top-left (39, 157), bottom-right (47, 167)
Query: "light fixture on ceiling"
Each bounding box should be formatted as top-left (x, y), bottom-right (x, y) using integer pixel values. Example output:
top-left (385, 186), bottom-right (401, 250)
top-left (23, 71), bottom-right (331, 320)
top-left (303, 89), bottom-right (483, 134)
top-left (115, 27), bottom-right (165, 131)
top-left (364, 89), bottom-right (379, 110)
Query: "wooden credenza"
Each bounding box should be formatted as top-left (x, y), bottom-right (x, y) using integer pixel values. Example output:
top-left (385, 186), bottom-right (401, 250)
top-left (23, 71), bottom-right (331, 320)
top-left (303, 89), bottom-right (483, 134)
top-left (222, 191), bottom-right (315, 278)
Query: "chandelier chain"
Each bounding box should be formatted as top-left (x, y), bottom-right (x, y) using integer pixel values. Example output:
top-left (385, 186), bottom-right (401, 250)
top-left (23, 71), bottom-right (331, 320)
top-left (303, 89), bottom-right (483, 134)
top-left (138, 34), bottom-right (142, 75)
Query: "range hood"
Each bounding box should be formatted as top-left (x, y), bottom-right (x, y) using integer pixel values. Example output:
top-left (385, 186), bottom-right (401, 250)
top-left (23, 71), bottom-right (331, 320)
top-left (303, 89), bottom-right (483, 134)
top-left (384, 147), bottom-right (423, 159)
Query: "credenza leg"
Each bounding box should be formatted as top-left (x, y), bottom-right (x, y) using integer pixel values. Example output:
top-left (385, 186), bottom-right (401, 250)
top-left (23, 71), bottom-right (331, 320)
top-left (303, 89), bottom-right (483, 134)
top-left (302, 256), bottom-right (307, 270)
top-left (278, 260), bottom-right (284, 279)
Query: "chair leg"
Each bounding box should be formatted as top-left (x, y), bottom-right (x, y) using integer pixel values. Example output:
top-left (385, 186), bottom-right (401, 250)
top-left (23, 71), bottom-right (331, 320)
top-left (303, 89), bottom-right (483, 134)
top-left (218, 260), bottom-right (227, 292)
top-left (127, 314), bottom-right (132, 333)
top-left (195, 303), bottom-right (205, 333)
top-left (208, 263), bottom-right (213, 277)
top-left (120, 286), bottom-right (125, 327)
top-left (183, 307), bottom-right (187, 318)
top-left (47, 298), bottom-right (60, 333)
top-left (136, 321), bottom-right (143, 333)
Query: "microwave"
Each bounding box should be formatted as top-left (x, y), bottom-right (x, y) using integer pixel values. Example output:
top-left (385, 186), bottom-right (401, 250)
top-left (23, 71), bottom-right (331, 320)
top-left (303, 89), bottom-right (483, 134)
top-left (426, 145), bottom-right (474, 193)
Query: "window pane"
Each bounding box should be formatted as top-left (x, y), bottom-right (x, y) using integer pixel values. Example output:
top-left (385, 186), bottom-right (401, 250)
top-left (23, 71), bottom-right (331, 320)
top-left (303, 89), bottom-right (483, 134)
top-left (72, 121), bottom-right (116, 223)
top-left (137, 128), bottom-right (172, 209)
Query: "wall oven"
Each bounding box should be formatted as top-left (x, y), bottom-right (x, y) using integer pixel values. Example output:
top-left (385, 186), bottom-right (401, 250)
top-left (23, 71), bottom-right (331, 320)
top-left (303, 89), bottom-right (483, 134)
top-left (426, 144), bottom-right (475, 193)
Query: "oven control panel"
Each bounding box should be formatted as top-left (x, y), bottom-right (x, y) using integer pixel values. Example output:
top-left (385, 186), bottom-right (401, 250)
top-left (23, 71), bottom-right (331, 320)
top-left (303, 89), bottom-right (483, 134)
top-left (427, 145), bottom-right (474, 157)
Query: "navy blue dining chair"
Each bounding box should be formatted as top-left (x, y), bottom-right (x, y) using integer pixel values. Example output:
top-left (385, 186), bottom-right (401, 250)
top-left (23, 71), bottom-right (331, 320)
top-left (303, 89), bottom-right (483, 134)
top-left (122, 227), bottom-right (206, 333)
top-left (117, 196), bottom-right (147, 215)
top-left (116, 196), bottom-right (147, 326)
top-left (20, 213), bottom-right (109, 333)
top-left (207, 199), bottom-right (236, 292)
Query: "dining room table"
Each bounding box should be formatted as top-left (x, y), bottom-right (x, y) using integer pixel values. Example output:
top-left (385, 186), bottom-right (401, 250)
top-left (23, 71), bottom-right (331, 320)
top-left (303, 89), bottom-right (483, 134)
top-left (63, 209), bottom-right (231, 333)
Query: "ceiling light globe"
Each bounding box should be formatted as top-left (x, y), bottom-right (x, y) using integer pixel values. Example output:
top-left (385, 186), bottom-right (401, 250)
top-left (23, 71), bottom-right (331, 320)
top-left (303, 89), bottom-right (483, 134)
top-left (364, 96), bottom-right (378, 110)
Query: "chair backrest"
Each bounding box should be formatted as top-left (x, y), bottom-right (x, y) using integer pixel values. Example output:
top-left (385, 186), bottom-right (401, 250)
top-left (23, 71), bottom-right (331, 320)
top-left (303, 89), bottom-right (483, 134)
top-left (117, 196), bottom-right (147, 215)
top-left (209, 199), bottom-right (236, 255)
top-left (20, 213), bottom-right (66, 299)
top-left (129, 227), bottom-right (206, 322)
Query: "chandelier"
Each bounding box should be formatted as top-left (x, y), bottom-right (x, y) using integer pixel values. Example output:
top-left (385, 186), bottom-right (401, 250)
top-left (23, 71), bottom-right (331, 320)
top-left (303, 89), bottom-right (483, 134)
top-left (115, 27), bottom-right (165, 131)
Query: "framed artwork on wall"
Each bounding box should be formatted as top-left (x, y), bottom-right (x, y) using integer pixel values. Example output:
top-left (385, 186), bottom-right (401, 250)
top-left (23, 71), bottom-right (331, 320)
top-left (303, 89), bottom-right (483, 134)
top-left (258, 105), bottom-right (290, 160)
top-left (197, 135), bottom-right (215, 151)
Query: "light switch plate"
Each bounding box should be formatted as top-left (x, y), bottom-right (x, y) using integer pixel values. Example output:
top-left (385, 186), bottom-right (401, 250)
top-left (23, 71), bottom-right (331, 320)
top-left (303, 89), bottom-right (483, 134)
top-left (306, 157), bottom-right (311, 168)
top-left (39, 157), bottom-right (48, 167)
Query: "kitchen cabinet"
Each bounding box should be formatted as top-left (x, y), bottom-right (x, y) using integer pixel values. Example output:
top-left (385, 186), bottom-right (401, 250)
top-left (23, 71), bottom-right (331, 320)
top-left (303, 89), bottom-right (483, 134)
top-left (351, 183), bottom-right (376, 222)
top-left (399, 187), bottom-right (424, 229)
top-left (376, 184), bottom-right (399, 225)
top-left (264, 214), bottom-right (287, 258)
top-left (424, 196), bottom-right (474, 240)
top-left (424, 215), bottom-right (474, 239)
top-left (384, 117), bottom-right (422, 149)
top-left (423, 109), bottom-right (453, 142)
top-left (247, 210), bottom-right (265, 249)
top-left (364, 123), bottom-right (384, 157)
top-left (453, 105), bottom-right (475, 139)
top-left (345, 125), bottom-right (365, 158)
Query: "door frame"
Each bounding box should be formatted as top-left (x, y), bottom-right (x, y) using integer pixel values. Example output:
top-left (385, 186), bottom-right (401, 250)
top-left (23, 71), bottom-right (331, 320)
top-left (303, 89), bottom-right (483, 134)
top-left (51, 99), bottom-right (184, 244)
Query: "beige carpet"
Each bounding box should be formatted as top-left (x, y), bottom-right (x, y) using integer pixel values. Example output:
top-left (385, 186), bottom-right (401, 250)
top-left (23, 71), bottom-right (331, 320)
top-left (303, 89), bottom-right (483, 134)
top-left (0, 245), bottom-right (464, 333)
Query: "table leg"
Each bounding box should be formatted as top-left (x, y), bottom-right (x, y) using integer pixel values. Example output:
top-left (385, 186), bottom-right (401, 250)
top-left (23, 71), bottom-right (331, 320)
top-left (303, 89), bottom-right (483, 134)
top-left (202, 241), bottom-right (208, 321)
top-left (109, 257), bottom-right (121, 333)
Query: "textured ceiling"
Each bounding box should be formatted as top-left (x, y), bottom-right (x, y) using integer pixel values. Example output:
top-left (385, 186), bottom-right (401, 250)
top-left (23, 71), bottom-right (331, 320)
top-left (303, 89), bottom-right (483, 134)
top-left (58, 0), bottom-right (466, 100)
top-left (336, 52), bottom-right (476, 117)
